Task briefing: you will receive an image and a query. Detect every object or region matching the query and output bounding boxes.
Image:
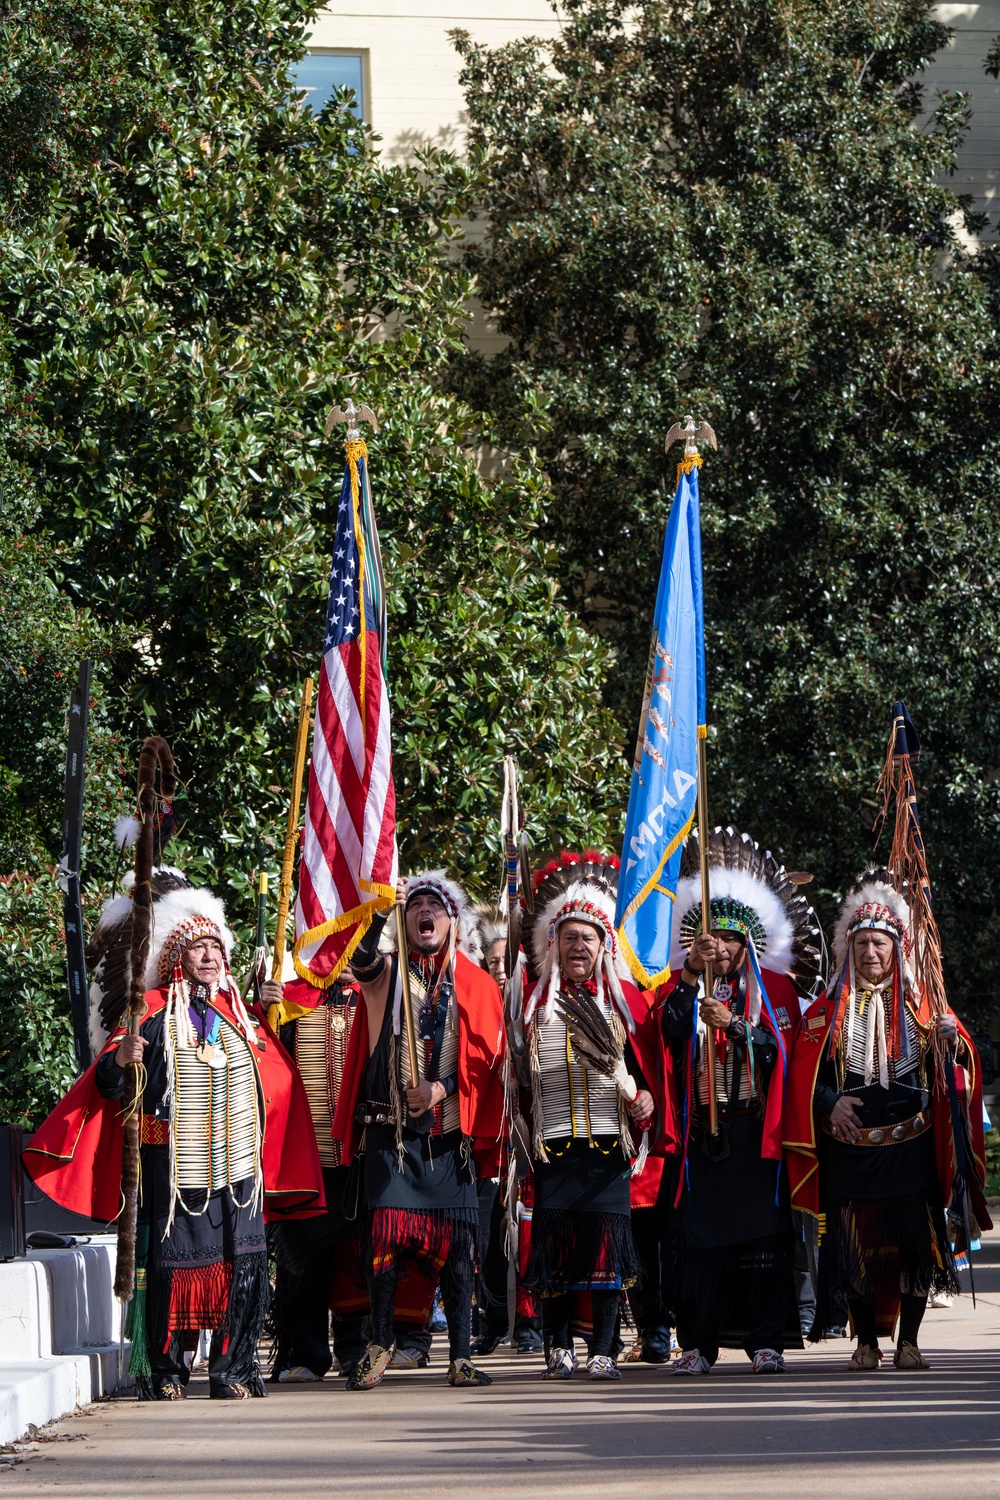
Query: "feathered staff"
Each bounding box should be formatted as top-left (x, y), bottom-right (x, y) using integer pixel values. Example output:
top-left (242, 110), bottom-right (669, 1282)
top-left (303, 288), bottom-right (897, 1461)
top-left (499, 756), bottom-right (532, 1064)
top-left (497, 757), bottom-right (533, 1336)
top-left (113, 736), bottom-right (175, 1302)
top-left (876, 701), bottom-right (977, 1293)
top-left (877, 704), bottom-right (948, 1021)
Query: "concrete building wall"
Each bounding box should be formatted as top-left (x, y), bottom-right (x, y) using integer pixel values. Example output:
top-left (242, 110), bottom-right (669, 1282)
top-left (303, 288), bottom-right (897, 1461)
top-left (307, 0), bottom-right (566, 162)
top-left (931, 3), bottom-right (1000, 239)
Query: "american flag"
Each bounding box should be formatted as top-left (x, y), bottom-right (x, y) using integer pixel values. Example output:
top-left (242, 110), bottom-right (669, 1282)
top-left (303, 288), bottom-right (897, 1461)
top-left (292, 441), bottom-right (398, 989)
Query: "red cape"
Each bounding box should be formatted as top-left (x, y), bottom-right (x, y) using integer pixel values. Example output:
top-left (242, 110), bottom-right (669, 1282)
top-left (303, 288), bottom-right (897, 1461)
top-left (784, 988), bottom-right (992, 1239)
top-left (24, 987), bottom-right (326, 1224)
top-left (332, 951), bottom-right (507, 1176)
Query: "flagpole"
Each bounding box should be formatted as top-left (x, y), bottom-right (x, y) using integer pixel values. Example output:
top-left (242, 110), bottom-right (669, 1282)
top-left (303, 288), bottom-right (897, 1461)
top-left (271, 675), bottom-right (314, 989)
top-left (696, 734), bottom-right (719, 1139)
top-left (669, 414), bottom-right (720, 1143)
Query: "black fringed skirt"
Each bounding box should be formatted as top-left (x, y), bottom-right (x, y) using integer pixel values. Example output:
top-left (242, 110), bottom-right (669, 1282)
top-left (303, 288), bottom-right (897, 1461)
top-left (141, 1145), bottom-right (268, 1395)
top-left (524, 1137), bottom-right (639, 1295)
top-left (812, 1127), bottom-right (958, 1332)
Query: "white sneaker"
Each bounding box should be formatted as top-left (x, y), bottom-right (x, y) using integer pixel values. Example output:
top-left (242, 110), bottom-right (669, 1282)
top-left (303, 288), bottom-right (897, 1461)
top-left (671, 1349), bottom-right (711, 1375)
top-left (277, 1365), bottom-right (322, 1383)
top-left (751, 1348), bottom-right (786, 1374)
top-left (390, 1347), bottom-right (429, 1369)
top-left (544, 1347), bottom-right (577, 1380)
top-left (928, 1290), bottom-right (953, 1309)
top-left (587, 1355), bottom-right (621, 1381)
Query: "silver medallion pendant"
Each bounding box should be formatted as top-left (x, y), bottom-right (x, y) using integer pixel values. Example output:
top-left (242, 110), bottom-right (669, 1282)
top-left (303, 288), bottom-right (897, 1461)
top-left (714, 979), bottom-right (734, 1004)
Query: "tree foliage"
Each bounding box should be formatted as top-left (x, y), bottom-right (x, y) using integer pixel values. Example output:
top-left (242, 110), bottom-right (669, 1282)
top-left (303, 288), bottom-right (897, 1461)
top-left (0, 0), bottom-right (625, 964)
top-left (453, 0), bottom-right (1000, 1020)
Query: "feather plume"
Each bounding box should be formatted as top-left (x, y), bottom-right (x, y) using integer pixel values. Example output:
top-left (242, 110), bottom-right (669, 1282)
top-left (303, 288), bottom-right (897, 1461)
top-left (554, 989), bottom-right (623, 1075)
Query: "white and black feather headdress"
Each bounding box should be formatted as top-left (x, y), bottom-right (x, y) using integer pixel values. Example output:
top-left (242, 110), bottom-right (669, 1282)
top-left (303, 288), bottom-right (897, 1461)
top-left (670, 825), bottom-right (824, 994)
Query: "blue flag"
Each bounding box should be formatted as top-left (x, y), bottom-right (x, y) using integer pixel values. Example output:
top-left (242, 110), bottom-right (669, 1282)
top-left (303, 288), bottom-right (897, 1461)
top-left (615, 461), bottom-right (706, 986)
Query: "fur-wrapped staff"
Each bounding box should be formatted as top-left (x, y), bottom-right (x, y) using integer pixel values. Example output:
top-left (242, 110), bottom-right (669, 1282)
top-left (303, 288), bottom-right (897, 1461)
top-left (115, 735), bottom-right (175, 1302)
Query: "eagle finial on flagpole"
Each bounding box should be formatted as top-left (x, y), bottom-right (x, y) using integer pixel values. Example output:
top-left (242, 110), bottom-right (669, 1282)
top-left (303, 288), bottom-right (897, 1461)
top-left (664, 414), bottom-right (717, 457)
top-left (326, 398), bottom-right (380, 442)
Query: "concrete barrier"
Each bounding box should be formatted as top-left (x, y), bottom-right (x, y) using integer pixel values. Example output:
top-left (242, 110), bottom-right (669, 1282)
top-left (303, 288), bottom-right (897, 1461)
top-left (0, 1236), bottom-right (131, 1444)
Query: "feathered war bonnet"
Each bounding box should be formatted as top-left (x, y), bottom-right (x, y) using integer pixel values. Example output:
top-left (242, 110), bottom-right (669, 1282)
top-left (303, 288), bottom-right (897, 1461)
top-left (826, 866), bottom-right (918, 1084)
top-left (521, 850), bottom-right (635, 1032)
top-left (671, 826), bottom-right (823, 988)
top-left (669, 826), bottom-right (824, 1030)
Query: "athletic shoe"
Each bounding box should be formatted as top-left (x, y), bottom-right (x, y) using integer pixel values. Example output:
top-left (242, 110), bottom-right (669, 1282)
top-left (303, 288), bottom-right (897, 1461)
top-left (390, 1346), bottom-right (429, 1369)
top-left (893, 1342), bottom-right (931, 1371)
top-left (848, 1343), bottom-right (882, 1371)
top-left (751, 1348), bottom-right (786, 1374)
top-left (543, 1347), bottom-right (577, 1380)
top-left (447, 1359), bottom-right (492, 1387)
top-left (928, 1290), bottom-right (953, 1309)
top-left (587, 1355), bottom-right (622, 1381)
top-left (277, 1365), bottom-right (322, 1383)
top-left (671, 1349), bottom-right (711, 1375)
top-left (347, 1344), bottom-right (393, 1390)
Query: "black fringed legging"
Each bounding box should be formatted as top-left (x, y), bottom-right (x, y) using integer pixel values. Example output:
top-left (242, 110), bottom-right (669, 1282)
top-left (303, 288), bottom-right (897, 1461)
top-left (368, 1243), bottom-right (475, 1362)
top-left (543, 1288), bottom-right (619, 1359)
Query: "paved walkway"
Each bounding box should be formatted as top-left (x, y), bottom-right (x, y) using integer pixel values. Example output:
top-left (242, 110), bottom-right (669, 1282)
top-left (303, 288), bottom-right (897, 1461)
top-left (4, 1232), bottom-right (999, 1499)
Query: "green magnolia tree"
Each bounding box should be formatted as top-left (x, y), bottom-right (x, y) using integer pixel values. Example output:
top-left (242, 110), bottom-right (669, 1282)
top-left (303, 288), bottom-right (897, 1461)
top-left (453, 0), bottom-right (1000, 1021)
top-left (0, 0), bottom-right (626, 963)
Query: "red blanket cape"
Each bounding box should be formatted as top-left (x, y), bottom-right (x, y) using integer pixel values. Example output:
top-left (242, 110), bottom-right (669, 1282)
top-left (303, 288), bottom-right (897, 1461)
top-left (783, 988), bottom-right (992, 1238)
top-left (23, 987), bottom-right (326, 1224)
top-left (332, 951), bottom-right (507, 1175)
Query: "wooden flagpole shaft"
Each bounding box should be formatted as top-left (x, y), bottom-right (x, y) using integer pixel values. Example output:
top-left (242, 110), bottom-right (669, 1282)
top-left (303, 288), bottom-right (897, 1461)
top-left (696, 733), bottom-right (719, 1138)
top-left (395, 904), bottom-right (421, 1089)
top-left (271, 677), bottom-right (314, 983)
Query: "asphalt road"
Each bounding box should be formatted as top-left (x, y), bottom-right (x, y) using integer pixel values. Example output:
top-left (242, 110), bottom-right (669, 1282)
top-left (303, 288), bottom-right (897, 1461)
top-left (4, 1232), bottom-right (999, 1499)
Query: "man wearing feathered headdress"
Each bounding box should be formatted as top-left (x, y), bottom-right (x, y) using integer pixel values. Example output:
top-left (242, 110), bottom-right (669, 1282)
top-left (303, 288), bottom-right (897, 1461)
top-left (517, 851), bottom-right (672, 1381)
top-left (331, 870), bottom-right (506, 1390)
top-left (784, 870), bottom-right (990, 1371)
top-left (660, 827), bottom-right (823, 1376)
top-left (25, 878), bottom-right (324, 1401)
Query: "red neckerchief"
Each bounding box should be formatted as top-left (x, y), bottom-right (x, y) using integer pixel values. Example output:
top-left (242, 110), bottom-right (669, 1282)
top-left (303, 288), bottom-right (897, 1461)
top-left (560, 975), bottom-right (598, 1000)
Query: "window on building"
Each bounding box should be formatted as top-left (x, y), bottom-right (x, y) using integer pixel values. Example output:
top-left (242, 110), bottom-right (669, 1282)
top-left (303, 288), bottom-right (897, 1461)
top-left (291, 50), bottom-right (367, 120)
